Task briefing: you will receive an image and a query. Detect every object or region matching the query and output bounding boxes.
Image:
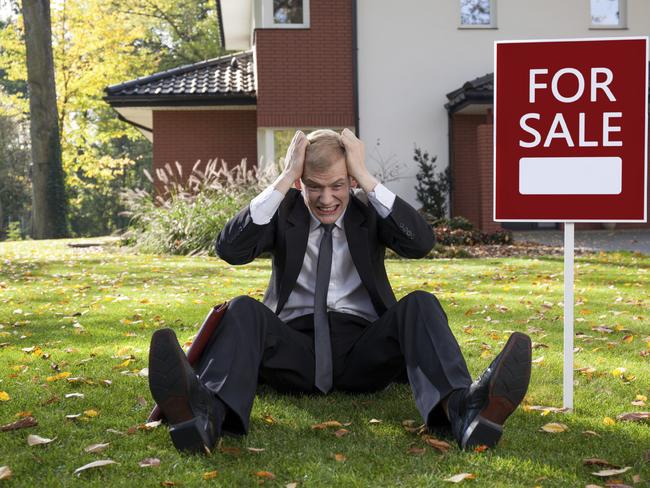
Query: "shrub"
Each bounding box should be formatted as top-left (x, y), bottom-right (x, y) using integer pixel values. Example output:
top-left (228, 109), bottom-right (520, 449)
top-left (414, 147), bottom-right (450, 220)
top-left (120, 159), bottom-right (276, 256)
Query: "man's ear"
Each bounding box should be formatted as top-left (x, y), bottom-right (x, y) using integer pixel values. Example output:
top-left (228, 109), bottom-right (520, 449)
top-left (349, 176), bottom-right (358, 188)
top-left (294, 179), bottom-right (302, 190)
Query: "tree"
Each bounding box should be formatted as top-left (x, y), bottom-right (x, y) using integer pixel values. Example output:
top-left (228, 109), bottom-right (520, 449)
top-left (21, 0), bottom-right (68, 238)
top-left (414, 146), bottom-right (450, 220)
top-left (1, 0), bottom-right (224, 236)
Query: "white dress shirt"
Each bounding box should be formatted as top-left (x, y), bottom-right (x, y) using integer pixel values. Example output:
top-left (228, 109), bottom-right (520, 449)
top-left (249, 184), bottom-right (396, 322)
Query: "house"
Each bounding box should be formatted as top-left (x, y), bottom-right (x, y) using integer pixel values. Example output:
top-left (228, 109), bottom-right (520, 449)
top-left (104, 0), bottom-right (650, 231)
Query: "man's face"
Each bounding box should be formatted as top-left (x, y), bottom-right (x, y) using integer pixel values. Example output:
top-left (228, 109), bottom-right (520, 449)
top-left (300, 156), bottom-right (351, 225)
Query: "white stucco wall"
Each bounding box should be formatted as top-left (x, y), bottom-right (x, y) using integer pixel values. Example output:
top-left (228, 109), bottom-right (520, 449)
top-left (357, 0), bottom-right (650, 207)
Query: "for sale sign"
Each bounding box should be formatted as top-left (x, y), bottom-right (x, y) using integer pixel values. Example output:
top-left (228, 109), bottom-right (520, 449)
top-left (494, 37), bottom-right (648, 222)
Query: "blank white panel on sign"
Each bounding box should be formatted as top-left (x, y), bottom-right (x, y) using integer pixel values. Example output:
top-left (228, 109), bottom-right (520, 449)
top-left (519, 157), bottom-right (622, 195)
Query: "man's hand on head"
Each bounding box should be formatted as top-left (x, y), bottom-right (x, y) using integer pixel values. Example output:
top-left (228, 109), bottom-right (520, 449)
top-left (274, 130), bottom-right (309, 195)
top-left (340, 128), bottom-right (379, 194)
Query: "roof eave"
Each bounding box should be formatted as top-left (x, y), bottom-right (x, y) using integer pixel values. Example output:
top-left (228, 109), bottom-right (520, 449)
top-left (104, 95), bottom-right (257, 108)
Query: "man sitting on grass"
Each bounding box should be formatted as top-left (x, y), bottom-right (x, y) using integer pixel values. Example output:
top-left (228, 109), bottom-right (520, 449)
top-left (148, 128), bottom-right (533, 454)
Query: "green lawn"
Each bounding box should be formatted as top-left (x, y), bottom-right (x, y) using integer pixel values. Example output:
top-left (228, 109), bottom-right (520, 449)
top-left (0, 238), bottom-right (648, 487)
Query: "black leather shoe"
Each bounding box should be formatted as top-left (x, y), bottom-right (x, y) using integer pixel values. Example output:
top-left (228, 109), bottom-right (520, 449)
top-left (450, 331), bottom-right (532, 450)
top-left (148, 328), bottom-right (223, 454)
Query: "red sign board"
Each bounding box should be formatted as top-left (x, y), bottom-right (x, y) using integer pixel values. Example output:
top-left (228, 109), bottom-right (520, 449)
top-left (494, 38), bottom-right (648, 222)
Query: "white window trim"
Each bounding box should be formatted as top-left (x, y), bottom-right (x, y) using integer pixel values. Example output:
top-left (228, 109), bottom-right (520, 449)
top-left (261, 0), bottom-right (310, 29)
top-left (589, 0), bottom-right (627, 29)
top-left (458, 0), bottom-right (497, 29)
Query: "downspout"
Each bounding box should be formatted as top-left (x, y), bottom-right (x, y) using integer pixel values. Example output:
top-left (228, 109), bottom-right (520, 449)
top-left (352, 0), bottom-right (360, 136)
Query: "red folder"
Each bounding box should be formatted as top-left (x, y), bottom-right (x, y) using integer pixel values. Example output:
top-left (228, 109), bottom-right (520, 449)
top-left (147, 302), bottom-right (229, 422)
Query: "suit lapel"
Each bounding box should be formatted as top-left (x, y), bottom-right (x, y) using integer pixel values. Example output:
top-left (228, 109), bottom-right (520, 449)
top-left (344, 198), bottom-right (384, 314)
top-left (276, 196), bottom-right (310, 314)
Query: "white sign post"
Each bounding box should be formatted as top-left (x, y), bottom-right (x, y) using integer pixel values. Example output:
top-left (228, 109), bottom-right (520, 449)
top-left (563, 223), bottom-right (574, 410)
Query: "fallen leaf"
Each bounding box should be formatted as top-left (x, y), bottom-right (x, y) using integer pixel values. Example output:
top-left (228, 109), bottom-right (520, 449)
top-left (583, 430), bottom-right (601, 437)
top-left (0, 391), bottom-right (10, 401)
top-left (334, 428), bottom-right (350, 438)
top-left (84, 409), bottom-right (99, 418)
top-left (27, 434), bottom-right (56, 446)
top-left (262, 414), bottom-right (277, 425)
top-left (591, 467), bottom-right (631, 477)
top-left (161, 481), bottom-right (175, 486)
top-left (423, 435), bottom-right (452, 453)
top-left (632, 474), bottom-right (642, 484)
top-left (286, 483), bottom-right (298, 488)
top-left (444, 473), bottom-right (476, 483)
top-left (138, 458), bottom-right (160, 468)
top-left (247, 447), bottom-right (266, 453)
top-left (474, 445), bottom-right (489, 453)
top-left (0, 466), bottom-right (11, 481)
top-left (202, 470), bottom-right (218, 480)
top-left (603, 417), bottom-right (616, 426)
top-left (219, 446), bottom-right (242, 456)
top-left (583, 458), bottom-right (620, 468)
top-left (255, 471), bottom-right (276, 480)
top-left (142, 420), bottom-right (162, 430)
top-left (0, 416), bottom-right (38, 432)
top-left (616, 412), bottom-right (649, 422)
top-left (540, 422), bottom-right (568, 433)
top-left (311, 420), bottom-right (343, 430)
top-left (334, 453), bottom-right (347, 462)
top-left (407, 446), bottom-right (426, 456)
top-left (84, 442), bottom-right (110, 453)
top-left (65, 393), bottom-right (85, 399)
top-left (66, 414), bottom-right (81, 420)
top-left (611, 367), bottom-right (627, 378)
top-left (368, 418), bottom-right (382, 424)
top-left (73, 459), bottom-right (117, 476)
top-left (46, 372), bottom-right (71, 382)
top-left (106, 428), bottom-right (124, 435)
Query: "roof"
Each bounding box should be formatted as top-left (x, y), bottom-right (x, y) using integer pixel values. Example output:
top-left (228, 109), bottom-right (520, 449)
top-left (104, 50), bottom-right (256, 107)
top-left (444, 73), bottom-right (493, 114)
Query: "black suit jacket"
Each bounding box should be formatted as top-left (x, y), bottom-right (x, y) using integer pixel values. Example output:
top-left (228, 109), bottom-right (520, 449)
top-left (216, 188), bottom-right (434, 317)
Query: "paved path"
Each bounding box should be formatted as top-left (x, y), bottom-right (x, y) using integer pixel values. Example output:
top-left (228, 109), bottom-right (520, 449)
top-left (512, 229), bottom-right (650, 254)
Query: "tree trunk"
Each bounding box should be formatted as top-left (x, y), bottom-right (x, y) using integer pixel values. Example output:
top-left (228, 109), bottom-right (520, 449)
top-left (22, 0), bottom-right (68, 238)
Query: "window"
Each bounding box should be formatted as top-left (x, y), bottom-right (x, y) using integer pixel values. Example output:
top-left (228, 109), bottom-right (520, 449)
top-left (259, 0), bottom-right (309, 28)
top-left (591, 0), bottom-right (626, 28)
top-left (273, 0), bottom-right (303, 25)
top-left (460, 0), bottom-right (496, 28)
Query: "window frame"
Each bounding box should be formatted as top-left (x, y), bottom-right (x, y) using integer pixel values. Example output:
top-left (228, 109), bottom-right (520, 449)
top-left (458, 0), bottom-right (497, 29)
top-left (589, 0), bottom-right (627, 29)
top-left (262, 0), bottom-right (310, 29)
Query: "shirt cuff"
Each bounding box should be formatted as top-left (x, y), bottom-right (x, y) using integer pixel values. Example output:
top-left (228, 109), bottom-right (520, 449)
top-left (367, 183), bottom-right (396, 219)
top-left (250, 186), bottom-right (284, 224)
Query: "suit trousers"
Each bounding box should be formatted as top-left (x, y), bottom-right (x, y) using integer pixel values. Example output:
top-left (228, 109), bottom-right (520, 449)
top-left (195, 291), bottom-right (472, 435)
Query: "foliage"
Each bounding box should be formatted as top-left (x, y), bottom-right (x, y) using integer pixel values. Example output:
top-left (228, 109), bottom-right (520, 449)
top-left (0, 0), bottom-right (226, 236)
top-left (414, 146), bottom-right (450, 219)
top-left (0, 238), bottom-right (648, 486)
top-left (4, 220), bottom-right (22, 240)
top-left (0, 112), bottom-right (30, 238)
top-left (121, 159), bottom-right (276, 256)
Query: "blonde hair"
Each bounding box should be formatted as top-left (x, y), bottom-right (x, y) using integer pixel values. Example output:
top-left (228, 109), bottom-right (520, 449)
top-left (304, 129), bottom-right (345, 172)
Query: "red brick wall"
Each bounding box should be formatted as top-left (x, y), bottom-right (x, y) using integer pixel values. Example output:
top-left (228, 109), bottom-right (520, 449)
top-left (477, 123), bottom-right (501, 233)
top-left (451, 114), bottom-right (483, 228)
top-left (255, 0), bottom-right (355, 128)
top-left (152, 110), bottom-right (257, 191)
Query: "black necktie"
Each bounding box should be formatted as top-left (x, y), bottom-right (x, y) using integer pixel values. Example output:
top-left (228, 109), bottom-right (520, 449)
top-left (314, 223), bottom-right (334, 393)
